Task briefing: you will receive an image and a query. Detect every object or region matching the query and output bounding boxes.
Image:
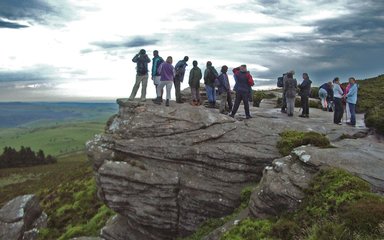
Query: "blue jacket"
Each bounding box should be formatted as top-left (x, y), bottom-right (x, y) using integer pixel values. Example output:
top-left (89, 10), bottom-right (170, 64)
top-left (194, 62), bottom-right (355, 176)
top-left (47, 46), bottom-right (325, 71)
top-left (175, 60), bottom-right (188, 82)
top-left (346, 83), bottom-right (358, 104)
top-left (217, 73), bottom-right (230, 94)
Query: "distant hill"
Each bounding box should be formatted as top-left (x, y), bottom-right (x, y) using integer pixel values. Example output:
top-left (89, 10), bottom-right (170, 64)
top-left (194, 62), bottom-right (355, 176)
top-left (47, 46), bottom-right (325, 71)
top-left (0, 102), bottom-right (117, 128)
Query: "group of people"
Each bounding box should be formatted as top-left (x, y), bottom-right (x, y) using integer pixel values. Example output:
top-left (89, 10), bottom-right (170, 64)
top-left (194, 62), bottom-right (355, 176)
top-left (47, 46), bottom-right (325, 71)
top-left (318, 77), bottom-right (358, 126)
top-left (128, 49), bottom-right (254, 118)
top-left (128, 48), bottom-right (358, 125)
top-left (280, 71), bottom-right (358, 126)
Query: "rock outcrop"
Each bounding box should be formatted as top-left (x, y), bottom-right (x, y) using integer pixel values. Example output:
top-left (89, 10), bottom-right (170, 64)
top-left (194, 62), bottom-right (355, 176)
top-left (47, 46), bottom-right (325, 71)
top-left (0, 194), bottom-right (47, 240)
top-left (249, 136), bottom-right (384, 219)
top-left (86, 99), bottom-right (281, 239)
top-left (87, 97), bottom-right (382, 239)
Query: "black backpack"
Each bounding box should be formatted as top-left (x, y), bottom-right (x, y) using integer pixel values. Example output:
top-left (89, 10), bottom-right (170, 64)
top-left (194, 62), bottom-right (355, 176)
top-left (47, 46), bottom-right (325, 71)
top-left (277, 76), bottom-right (284, 87)
top-left (137, 59), bottom-right (148, 75)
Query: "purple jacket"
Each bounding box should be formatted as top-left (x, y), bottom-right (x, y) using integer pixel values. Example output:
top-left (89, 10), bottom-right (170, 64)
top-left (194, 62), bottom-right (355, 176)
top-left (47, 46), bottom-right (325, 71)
top-left (158, 62), bottom-right (175, 81)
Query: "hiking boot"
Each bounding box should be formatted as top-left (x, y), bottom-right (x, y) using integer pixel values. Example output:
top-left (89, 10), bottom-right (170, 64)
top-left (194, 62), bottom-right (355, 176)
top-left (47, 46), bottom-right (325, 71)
top-left (281, 109), bottom-right (287, 113)
top-left (299, 114), bottom-right (306, 118)
top-left (246, 115), bottom-right (252, 119)
top-left (153, 97), bottom-right (162, 105)
top-left (229, 114), bottom-right (235, 118)
top-left (166, 99), bottom-right (170, 107)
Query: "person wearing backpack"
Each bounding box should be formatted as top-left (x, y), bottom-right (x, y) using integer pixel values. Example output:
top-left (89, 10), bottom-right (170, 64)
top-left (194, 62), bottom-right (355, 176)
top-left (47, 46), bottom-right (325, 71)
top-left (281, 70), bottom-right (295, 113)
top-left (151, 50), bottom-right (164, 96)
top-left (229, 65), bottom-right (254, 119)
top-left (217, 65), bottom-right (232, 114)
top-left (204, 61), bottom-right (219, 108)
top-left (174, 56), bottom-right (189, 103)
top-left (129, 49), bottom-right (151, 101)
top-left (188, 60), bottom-right (202, 106)
top-left (298, 72), bottom-right (312, 118)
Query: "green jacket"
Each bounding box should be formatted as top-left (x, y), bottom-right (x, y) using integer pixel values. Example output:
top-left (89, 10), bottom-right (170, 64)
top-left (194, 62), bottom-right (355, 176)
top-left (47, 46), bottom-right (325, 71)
top-left (189, 66), bottom-right (202, 88)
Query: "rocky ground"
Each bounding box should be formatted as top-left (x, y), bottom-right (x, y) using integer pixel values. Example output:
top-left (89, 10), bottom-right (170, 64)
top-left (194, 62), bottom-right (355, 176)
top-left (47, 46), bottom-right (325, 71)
top-left (85, 95), bottom-right (383, 240)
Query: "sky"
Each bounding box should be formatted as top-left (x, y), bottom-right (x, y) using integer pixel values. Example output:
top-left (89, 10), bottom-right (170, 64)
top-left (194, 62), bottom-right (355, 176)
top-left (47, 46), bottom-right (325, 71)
top-left (0, 0), bottom-right (383, 101)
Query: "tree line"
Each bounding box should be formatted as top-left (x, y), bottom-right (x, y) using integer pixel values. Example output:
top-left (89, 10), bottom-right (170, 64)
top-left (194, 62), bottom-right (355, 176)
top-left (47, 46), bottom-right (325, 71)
top-left (0, 146), bottom-right (57, 168)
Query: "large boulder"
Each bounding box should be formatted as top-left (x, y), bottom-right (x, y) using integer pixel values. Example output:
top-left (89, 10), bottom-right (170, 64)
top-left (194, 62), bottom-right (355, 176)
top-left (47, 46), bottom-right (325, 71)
top-left (86, 99), bottom-right (281, 240)
top-left (249, 136), bottom-right (384, 219)
top-left (0, 194), bottom-right (47, 240)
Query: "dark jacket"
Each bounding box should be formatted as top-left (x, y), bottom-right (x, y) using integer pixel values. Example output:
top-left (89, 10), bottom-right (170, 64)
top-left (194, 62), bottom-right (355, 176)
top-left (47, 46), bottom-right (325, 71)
top-left (132, 54), bottom-right (151, 76)
top-left (189, 66), bottom-right (202, 88)
top-left (232, 67), bottom-right (254, 93)
top-left (217, 73), bottom-right (230, 94)
top-left (298, 78), bottom-right (312, 97)
top-left (151, 56), bottom-right (164, 77)
top-left (204, 66), bottom-right (219, 87)
top-left (284, 77), bottom-right (297, 98)
top-left (320, 83), bottom-right (334, 100)
top-left (175, 60), bottom-right (188, 82)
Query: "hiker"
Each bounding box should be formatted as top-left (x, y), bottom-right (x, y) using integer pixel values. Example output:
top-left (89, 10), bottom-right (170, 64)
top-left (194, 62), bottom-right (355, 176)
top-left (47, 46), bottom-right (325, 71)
top-left (229, 65), bottom-right (254, 119)
top-left (129, 49), bottom-right (151, 101)
top-left (318, 82), bottom-right (333, 111)
top-left (298, 72), bottom-right (312, 118)
top-left (154, 56), bottom-right (175, 107)
top-left (284, 72), bottom-right (297, 117)
top-left (204, 61), bottom-right (219, 108)
top-left (344, 77), bottom-right (358, 126)
top-left (188, 60), bottom-right (202, 106)
top-left (344, 82), bottom-right (352, 122)
top-left (174, 56), bottom-right (189, 103)
top-left (281, 70), bottom-right (295, 113)
top-left (217, 65), bottom-right (233, 114)
top-left (151, 50), bottom-right (164, 96)
top-left (333, 77), bottom-right (344, 125)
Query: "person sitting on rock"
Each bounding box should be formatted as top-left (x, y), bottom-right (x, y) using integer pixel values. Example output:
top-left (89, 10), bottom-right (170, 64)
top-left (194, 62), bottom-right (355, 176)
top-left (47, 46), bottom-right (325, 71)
top-left (229, 65), bottom-right (254, 119)
top-left (284, 72), bottom-right (297, 117)
top-left (298, 73), bottom-right (312, 118)
top-left (318, 81), bottom-right (333, 111)
top-left (217, 65), bottom-right (232, 114)
top-left (204, 61), bottom-right (219, 108)
top-left (154, 56), bottom-right (175, 107)
top-left (188, 60), bottom-right (202, 106)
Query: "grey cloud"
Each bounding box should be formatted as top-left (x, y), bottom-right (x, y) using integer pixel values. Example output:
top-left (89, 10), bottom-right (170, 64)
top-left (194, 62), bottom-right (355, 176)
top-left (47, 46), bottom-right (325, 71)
top-left (87, 37), bottom-right (159, 54)
top-left (0, 19), bottom-right (28, 29)
top-left (0, 0), bottom-right (77, 28)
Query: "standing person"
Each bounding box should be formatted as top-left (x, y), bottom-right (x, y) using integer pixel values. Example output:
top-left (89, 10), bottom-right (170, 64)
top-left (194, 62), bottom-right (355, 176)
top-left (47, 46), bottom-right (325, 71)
top-left (298, 73), bottom-right (312, 118)
top-left (154, 56), bottom-right (175, 107)
top-left (229, 65), bottom-right (254, 119)
top-left (344, 77), bottom-right (358, 126)
top-left (344, 82), bottom-right (352, 122)
top-left (174, 56), bottom-right (189, 103)
top-left (284, 72), bottom-right (297, 117)
top-left (188, 60), bottom-right (202, 106)
top-left (204, 61), bottom-right (219, 108)
top-left (129, 49), bottom-right (151, 101)
top-left (281, 70), bottom-right (295, 113)
top-left (151, 50), bottom-right (164, 96)
top-left (318, 82), bottom-right (333, 111)
top-left (217, 65), bottom-right (232, 114)
top-left (333, 77), bottom-right (344, 125)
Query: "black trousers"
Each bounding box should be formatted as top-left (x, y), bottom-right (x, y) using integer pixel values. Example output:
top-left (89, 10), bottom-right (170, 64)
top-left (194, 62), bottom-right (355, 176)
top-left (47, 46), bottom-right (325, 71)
top-left (227, 93), bottom-right (233, 111)
top-left (281, 92), bottom-right (287, 110)
top-left (301, 95), bottom-right (309, 115)
top-left (231, 91), bottom-right (250, 117)
top-left (174, 80), bottom-right (182, 102)
top-left (333, 97), bottom-right (343, 123)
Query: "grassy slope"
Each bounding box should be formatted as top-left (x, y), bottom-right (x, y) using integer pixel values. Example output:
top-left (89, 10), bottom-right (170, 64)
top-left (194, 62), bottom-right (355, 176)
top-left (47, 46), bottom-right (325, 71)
top-left (0, 121), bottom-right (106, 156)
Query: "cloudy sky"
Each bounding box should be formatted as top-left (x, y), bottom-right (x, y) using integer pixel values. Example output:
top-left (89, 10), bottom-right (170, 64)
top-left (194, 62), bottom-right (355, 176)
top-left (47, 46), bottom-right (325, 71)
top-left (0, 0), bottom-right (383, 101)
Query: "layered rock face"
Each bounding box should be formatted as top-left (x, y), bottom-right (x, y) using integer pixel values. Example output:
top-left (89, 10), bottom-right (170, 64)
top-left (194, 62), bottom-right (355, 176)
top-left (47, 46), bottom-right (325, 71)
top-left (249, 136), bottom-right (384, 219)
top-left (0, 194), bottom-right (47, 240)
top-left (86, 99), bottom-right (281, 239)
